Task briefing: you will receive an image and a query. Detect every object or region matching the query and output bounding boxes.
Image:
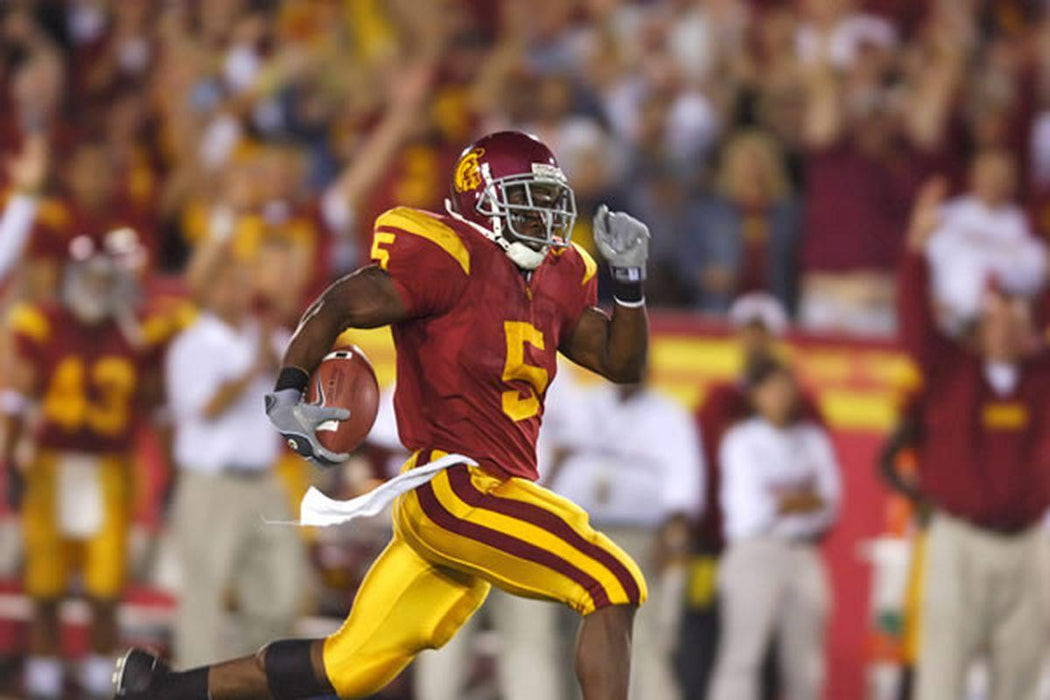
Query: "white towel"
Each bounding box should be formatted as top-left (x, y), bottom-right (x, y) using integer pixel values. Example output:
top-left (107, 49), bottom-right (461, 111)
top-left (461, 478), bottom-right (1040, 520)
top-left (295, 452), bottom-right (477, 527)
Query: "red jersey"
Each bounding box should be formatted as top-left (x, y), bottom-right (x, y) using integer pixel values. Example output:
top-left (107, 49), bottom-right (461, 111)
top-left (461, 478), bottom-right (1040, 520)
top-left (370, 206), bottom-right (598, 481)
top-left (899, 251), bottom-right (1050, 530)
top-left (8, 303), bottom-right (156, 454)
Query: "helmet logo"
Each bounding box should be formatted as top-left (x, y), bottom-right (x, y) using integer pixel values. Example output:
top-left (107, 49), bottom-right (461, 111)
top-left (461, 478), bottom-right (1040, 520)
top-left (454, 147), bottom-right (485, 192)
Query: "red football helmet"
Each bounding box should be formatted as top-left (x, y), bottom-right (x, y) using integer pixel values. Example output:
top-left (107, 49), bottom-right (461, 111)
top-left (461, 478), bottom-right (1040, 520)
top-left (448, 131), bottom-right (577, 251)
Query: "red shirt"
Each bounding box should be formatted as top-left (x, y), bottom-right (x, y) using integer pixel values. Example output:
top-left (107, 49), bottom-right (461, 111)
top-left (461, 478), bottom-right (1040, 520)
top-left (802, 139), bottom-right (923, 273)
top-left (9, 303), bottom-right (157, 454)
top-left (371, 207), bottom-right (597, 481)
top-left (899, 252), bottom-right (1050, 530)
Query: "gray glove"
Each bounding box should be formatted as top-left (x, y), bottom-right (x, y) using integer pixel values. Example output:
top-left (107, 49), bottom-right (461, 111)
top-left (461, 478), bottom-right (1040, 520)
top-left (593, 204), bottom-right (650, 281)
top-left (265, 388), bottom-right (351, 468)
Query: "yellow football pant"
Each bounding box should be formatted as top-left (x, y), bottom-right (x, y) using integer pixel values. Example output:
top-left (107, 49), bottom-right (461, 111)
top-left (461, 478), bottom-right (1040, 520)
top-left (323, 450), bottom-right (648, 698)
top-left (22, 450), bottom-right (130, 600)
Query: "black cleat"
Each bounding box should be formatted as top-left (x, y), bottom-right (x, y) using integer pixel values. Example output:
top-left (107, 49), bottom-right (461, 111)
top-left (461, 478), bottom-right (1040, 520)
top-left (113, 648), bottom-right (170, 697)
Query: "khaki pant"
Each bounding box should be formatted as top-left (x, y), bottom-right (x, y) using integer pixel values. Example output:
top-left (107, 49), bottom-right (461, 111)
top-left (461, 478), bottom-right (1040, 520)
top-left (709, 537), bottom-right (829, 700)
top-left (172, 470), bottom-right (304, 667)
top-left (915, 513), bottom-right (1048, 700)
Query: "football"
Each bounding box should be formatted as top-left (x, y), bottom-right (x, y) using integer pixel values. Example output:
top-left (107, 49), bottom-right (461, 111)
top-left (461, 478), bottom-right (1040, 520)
top-left (305, 343), bottom-right (380, 455)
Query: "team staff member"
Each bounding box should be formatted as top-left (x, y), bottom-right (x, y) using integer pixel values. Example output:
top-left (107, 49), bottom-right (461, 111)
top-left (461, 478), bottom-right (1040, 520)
top-left (902, 179), bottom-right (1050, 700)
top-left (708, 359), bottom-right (841, 700)
top-left (116, 130), bottom-right (651, 700)
top-left (545, 378), bottom-right (704, 700)
top-left (694, 293), bottom-right (825, 558)
top-left (164, 247), bottom-right (303, 667)
top-left (685, 293), bottom-right (821, 698)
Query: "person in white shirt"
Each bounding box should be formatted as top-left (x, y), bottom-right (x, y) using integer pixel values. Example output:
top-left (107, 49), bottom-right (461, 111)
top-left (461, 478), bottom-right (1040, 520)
top-left (165, 251), bottom-right (303, 667)
top-left (925, 150), bottom-right (1047, 332)
top-left (710, 359), bottom-right (841, 700)
top-left (546, 376), bottom-right (705, 700)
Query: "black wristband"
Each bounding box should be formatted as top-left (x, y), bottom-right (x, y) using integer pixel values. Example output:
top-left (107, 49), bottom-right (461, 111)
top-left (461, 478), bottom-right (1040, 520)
top-left (275, 367), bottom-right (309, 393)
top-left (612, 279), bottom-right (645, 305)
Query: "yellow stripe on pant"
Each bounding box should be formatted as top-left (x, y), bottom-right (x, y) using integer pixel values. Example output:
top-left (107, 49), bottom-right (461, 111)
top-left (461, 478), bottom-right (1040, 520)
top-left (322, 450), bottom-right (647, 698)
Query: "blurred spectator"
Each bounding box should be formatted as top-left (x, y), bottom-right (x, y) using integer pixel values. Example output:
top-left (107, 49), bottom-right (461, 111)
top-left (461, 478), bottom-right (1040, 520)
top-left (689, 131), bottom-right (801, 313)
top-left (1, 230), bottom-right (157, 699)
top-left (796, 1), bottom-right (963, 335)
top-left (0, 1), bottom-right (66, 139)
top-left (694, 293), bottom-right (824, 557)
top-left (545, 378), bottom-right (704, 700)
top-left (684, 293), bottom-right (822, 699)
top-left (709, 358), bottom-right (841, 700)
top-left (0, 133), bottom-right (47, 284)
top-left (0, 0), bottom-right (1039, 334)
top-left (924, 150), bottom-right (1047, 332)
top-left (899, 179), bottom-right (1050, 700)
top-left (794, 0), bottom-right (897, 70)
top-left (628, 162), bottom-right (706, 305)
top-left (165, 249), bottom-right (304, 667)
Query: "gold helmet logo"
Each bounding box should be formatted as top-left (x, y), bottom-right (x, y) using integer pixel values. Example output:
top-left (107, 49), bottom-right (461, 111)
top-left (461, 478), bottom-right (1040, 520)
top-left (454, 147), bottom-right (485, 192)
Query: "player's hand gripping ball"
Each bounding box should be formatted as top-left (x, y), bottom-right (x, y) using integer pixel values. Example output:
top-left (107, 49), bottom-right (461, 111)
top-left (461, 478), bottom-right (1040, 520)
top-left (265, 344), bottom-right (380, 468)
top-left (305, 344), bottom-right (380, 456)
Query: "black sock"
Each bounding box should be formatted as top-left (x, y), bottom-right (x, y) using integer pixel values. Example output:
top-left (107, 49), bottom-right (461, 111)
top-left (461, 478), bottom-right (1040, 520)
top-left (149, 666), bottom-right (210, 700)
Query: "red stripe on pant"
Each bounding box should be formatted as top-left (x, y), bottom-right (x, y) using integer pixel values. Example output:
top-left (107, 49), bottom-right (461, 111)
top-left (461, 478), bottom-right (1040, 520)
top-left (415, 478), bottom-right (612, 610)
top-left (445, 465), bottom-right (643, 604)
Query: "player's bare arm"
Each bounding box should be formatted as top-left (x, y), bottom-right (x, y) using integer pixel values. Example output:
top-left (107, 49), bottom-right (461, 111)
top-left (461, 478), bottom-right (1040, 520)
top-left (283, 265), bottom-right (408, 374)
top-left (265, 266), bottom-right (408, 467)
top-left (562, 205), bottom-right (651, 383)
top-left (562, 305), bottom-right (648, 384)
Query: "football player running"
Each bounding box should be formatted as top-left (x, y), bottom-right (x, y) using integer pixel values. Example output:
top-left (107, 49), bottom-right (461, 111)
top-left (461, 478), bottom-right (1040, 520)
top-left (115, 131), bottom-right (651, 700)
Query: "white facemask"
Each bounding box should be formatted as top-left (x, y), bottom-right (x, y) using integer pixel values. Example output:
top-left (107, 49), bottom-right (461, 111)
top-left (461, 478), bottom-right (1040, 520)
top-left (445, 199), bottom-right (547, 271)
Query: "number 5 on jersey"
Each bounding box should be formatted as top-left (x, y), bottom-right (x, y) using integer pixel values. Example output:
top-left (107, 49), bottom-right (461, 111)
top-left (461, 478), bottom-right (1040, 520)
top-left (502, 321), bottom-right (549, 421)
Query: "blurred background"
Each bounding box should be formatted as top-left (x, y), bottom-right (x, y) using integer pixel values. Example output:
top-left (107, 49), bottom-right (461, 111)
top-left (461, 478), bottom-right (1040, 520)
top-left (0, 0), bottom-right (1048, 698)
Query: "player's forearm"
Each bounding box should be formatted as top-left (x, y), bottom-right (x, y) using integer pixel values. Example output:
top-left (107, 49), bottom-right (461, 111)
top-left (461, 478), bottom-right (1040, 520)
top-left (603, 303), bottom-right (648, 384)
top-left (280, 267), bottom-right (408, 388)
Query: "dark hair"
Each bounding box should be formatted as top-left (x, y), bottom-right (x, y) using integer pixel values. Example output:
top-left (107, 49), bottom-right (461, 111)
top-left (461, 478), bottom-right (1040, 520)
top-left (744, 356), bottom-right (791, 391)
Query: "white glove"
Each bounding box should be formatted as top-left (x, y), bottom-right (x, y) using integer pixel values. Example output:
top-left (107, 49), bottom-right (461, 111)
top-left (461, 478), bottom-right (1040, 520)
top-left (593, 204), bottom-right (650, 281)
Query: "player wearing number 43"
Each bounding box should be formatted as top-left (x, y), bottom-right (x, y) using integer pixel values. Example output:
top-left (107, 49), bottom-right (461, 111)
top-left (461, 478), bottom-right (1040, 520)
top-left (114, 130), bottom-right (652, 699)
top-left (1, 229), bottom-right (164, 699)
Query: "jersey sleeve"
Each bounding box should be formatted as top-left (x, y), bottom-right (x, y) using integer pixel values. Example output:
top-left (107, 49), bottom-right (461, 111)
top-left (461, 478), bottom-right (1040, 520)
top-left (6, 303), bottom-right (50, 365)
top-left (560, 242), bottom-right (599, 335)
top-left (370, 207), bottom-right (470, 318)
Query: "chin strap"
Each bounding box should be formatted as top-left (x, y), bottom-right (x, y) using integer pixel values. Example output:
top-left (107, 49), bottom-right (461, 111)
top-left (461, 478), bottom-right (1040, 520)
top-left (445, 199), bottom-right (546, 271)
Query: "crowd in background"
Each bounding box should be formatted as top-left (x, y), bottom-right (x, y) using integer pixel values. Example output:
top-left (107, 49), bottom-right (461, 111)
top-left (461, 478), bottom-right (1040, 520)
top-left (1, 0), bottom-right (1050, 699)
top-left (2, 0), bottom-right (1049, 332)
